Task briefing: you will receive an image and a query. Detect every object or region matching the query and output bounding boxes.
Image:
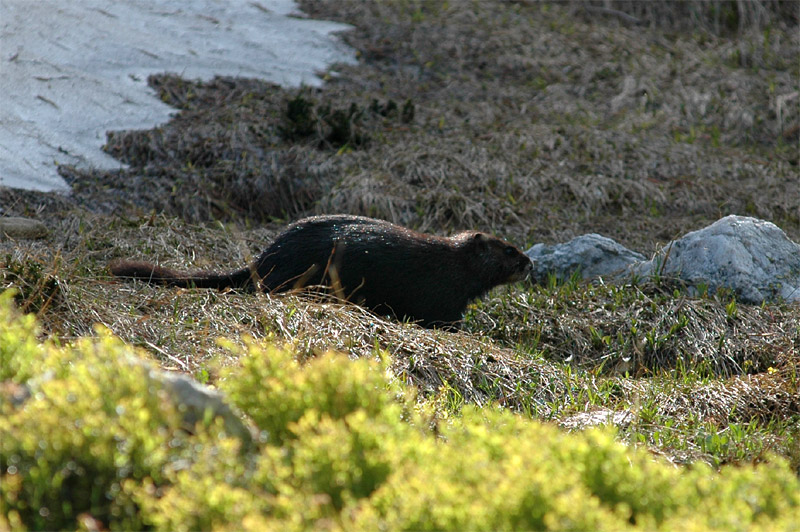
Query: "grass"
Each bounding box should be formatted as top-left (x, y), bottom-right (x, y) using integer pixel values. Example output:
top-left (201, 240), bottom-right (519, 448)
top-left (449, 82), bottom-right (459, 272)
top-left (1, 0), bottom-right (798, 478)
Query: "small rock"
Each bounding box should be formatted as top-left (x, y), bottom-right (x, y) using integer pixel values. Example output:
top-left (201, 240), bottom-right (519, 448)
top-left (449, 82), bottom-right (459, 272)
top-left (6, 359), bottom-right (255, 448)
top-left (142, 361), bottom-right (255, 447)
top-left (0, 217), bottom-right (48, 239)
top-left (628, 215), bottom-right (800, 304)
top-left (525, 233), bottom-right (646, 284)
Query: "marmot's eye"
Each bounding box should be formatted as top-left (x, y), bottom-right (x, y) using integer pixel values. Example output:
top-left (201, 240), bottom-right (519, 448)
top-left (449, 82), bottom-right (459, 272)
top-left (504, 246), bottom-right (517, 256)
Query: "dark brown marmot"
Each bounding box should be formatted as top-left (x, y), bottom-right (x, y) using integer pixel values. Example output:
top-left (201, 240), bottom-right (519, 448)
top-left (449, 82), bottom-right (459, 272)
top-left (109, 215), bottom-right (532, 328)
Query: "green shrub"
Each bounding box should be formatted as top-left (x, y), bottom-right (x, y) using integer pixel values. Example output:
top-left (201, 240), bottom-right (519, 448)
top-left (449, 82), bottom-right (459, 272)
top-left (1, 293), bottom-right (799, 530)
top-left (217, 339), bottom-right (401, 446)
top-left (0, 291), bottom-right (41, 382)
top-left (0, 292), bottom-right (195, 529)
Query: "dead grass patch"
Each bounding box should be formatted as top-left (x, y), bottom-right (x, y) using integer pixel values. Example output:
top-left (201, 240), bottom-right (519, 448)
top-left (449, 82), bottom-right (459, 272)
top-left (40, 0), bottom-right (795, 250)
top-left (570, 1), bottom-right (797, 35)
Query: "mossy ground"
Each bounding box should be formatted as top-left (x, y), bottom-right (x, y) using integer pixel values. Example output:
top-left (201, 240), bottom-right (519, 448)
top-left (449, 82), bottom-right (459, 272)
top-left (1, 0), bottom-right (798, 483)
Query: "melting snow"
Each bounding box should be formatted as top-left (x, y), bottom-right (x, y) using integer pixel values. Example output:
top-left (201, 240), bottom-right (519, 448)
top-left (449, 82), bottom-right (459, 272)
top-left (0, 0), bottom-right (355, 192)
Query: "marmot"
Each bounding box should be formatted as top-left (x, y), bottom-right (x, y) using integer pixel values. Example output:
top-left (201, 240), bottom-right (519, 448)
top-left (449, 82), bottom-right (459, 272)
top-left (110, 215), bottom-right (532, 328)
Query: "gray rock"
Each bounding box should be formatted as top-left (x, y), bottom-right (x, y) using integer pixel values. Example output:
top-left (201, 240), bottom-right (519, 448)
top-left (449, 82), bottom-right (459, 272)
top-left (7, 358), bottom-right (255, 447)
top-left (0, 217), bottom-right (48, 240)
top-left (525, 233), bottom-right (646, 284)
top-left (628, 215), bottom-right (800, 304)
top-left (148, 364), bottom-right (255, 447)
top-left (524, 216), bottom-right (800, 305)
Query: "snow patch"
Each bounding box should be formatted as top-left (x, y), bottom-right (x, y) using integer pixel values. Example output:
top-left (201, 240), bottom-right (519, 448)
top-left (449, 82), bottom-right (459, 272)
top-left (0, 0), bottom-right (356, 192)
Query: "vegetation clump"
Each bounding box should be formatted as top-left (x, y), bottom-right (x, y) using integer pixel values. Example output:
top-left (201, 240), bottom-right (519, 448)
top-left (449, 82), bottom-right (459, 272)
top-left (279, 92), bottom-right (415, 149)
top-left (0, 254), bottom-right (61, 315)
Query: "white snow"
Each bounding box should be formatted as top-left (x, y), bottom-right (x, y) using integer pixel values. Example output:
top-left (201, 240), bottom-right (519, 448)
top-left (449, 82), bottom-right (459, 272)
top-left (0, 0), bottom-right (356, 192)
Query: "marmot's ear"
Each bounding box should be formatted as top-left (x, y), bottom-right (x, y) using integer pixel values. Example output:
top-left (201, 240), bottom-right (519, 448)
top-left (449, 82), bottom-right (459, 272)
top-left (472, 232), bottom-right (489, 247)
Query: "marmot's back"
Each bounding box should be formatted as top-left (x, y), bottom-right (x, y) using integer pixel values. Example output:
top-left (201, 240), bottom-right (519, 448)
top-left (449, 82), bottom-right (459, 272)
top-left (110, 215), bottom-right (533, 328)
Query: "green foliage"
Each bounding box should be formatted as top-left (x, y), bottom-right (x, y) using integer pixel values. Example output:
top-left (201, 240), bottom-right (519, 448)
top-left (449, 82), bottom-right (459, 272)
top-left (280, 94), bottom-right (316, 140)
top-left (0, 291), bottom-right (41, 382)
top-left (217, 339), bottom-right (401, 446)
top-left (0, 255), bottom-right (60, 315)
top-left (2, 295), bottom-right (800, 530)
top-left (0, 293), bottom-right (195, 529)
top-left (278, 92), bottom-right (414, 150)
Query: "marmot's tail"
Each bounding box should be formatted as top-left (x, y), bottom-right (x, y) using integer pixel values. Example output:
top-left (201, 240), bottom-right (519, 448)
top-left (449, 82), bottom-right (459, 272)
top-left (109, 260), bottom-right (253, 290)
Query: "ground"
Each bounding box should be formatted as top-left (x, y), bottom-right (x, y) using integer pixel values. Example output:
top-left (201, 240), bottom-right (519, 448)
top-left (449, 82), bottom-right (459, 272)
top-left (1, 0), bottom-right (798, 469)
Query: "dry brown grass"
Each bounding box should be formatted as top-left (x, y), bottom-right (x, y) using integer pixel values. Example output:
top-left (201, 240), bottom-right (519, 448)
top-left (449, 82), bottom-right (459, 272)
top-left (16, 0), bottom-right (791, 250)
top-left (570, 1), bottom-right (798, 35)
